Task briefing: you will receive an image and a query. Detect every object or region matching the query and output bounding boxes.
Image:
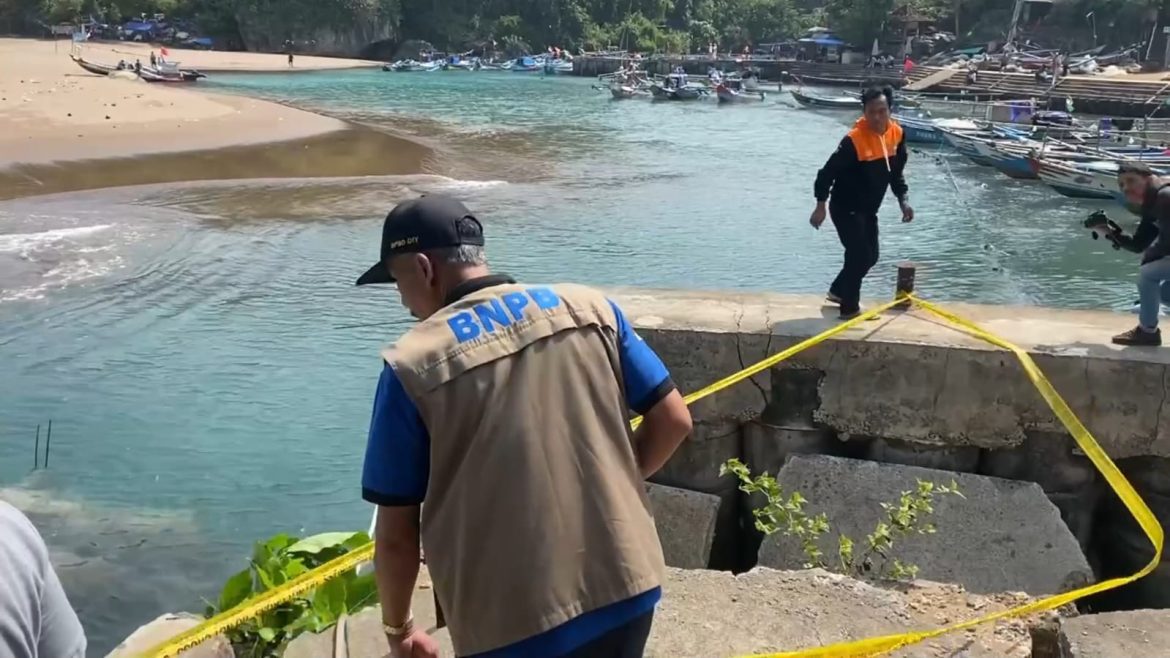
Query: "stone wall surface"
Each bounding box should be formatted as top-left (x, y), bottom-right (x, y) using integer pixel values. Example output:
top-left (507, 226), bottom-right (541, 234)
top-left (611, 289), bottom-right (1170, 605)
top-left (757, 455), bottom-right (1094, 596)
top-left (1059, 609), bottom-right (1170, 658)
top-left (281, 567), bottom-right (1051, 658)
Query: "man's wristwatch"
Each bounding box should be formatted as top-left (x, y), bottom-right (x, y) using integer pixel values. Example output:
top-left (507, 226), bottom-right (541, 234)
top-left (384, 613), bottom-right (414, 638)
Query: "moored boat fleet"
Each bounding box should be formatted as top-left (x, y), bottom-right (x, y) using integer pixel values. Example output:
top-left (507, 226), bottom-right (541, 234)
top-left (596, 65), bottom-right (770, 104)
top-left (383, 54), bottom-right (575, 74)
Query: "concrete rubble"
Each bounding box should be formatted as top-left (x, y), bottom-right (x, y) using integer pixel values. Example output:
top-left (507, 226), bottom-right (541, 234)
top-left (1058, 609), bottom-right (1170, 658)
top-left (106, 613), bottom-right (233, 658)
top-left (645, 482), bottom-right (721, 569)
top-left (278, 566), bottom-right (1049, 658)
top-left (757, 455), bottom-right (1094, 596)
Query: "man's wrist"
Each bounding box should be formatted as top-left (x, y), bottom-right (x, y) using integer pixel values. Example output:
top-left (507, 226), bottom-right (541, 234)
top-left (384, 613), bottom-right (415, 638)
top-left (815, 200), bottom-right (827, 207)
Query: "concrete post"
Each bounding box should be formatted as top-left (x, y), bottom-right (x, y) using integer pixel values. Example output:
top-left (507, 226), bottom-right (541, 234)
top-left (895, 261), bottom-right (916, 309)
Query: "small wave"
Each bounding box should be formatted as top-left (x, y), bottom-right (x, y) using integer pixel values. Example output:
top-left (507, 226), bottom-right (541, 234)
top-left (0, 224), bottom-right (114, 255)
top-left (431, 179), bottom-right (509, 191)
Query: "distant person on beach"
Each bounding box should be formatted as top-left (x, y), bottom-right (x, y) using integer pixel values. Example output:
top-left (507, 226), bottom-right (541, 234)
top-left (1109, 162), bottom-right (1170, 346)
top-left (810, 86), bottom-right (912, 319)
top-left (149, 51), bottom-right (156, 67)
top-left (133, 59), bottom-right (141, 74)
top-left (0, 501), bottom-right (87, 658)
top-left (288, 52), bottom-right (294, 67)
top-left (356, 195), bottom-right (692, 658)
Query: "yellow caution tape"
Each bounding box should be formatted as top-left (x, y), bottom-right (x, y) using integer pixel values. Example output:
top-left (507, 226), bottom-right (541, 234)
top-left (742, 295), bottom-right (1164, 658)
top-left (146, 297), bottom-right (902, 658)
top-left (145, 294), bottom-right (1162, 658)
top-left (142, 543), bottom-right (374, 657)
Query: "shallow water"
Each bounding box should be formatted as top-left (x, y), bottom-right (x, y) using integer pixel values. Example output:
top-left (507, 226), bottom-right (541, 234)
top-left (0, 69), bottom-right (1142, 653)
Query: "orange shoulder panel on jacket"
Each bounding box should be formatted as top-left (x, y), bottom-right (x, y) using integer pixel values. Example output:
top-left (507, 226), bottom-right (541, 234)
top-left (847, 119), bottom-right (903, 163)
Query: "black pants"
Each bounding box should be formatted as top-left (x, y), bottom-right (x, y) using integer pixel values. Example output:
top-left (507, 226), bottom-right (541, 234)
top-left (828, 208), bottom-right (880, 313)
top-left (564, 611), bottom-right (654, 658)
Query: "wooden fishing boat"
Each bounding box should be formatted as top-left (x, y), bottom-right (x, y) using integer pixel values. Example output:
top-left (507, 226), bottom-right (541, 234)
top-left (71, 56), bottom-right (114, 76)
top-left (715, 82), bottom-right (765, 104)
top-left (789, 89), bottom-right (857, 109)
top-left (650, 83), bottom-right (706, 101)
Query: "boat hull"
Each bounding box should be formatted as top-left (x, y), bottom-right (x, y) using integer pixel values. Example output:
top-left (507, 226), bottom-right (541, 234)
top-left (790, 90), bottom-right (857, 109)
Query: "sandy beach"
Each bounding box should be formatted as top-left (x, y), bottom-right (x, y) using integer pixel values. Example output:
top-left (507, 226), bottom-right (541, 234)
top-left (0, 38), bottom-right (380, 166)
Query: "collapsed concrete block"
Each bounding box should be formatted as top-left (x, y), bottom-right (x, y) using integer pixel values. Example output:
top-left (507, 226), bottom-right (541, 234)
top-left (1059, 610), bottom-right (1170, 658)
top-left (645, 483), bottom-right (720, 569)
top-left (288, 567), bottom-right (1046, 658)
top-left (757, 455), bottom-right (1093, 596)
top-left (866, 437), bottom-right (980, 472)
top-left (106, 613), bottom-right (233, 658)
top-left (648, 567), bottom-right (1042, 658)
top-left (742, 421), bottom-right (841, 477)
top-left (651, 418), bottom-right (741, 493)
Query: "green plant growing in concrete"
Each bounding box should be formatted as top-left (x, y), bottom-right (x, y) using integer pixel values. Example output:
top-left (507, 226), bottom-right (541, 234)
top-left (207, 531), bottom-right (378, 657)
top-left (721, 458), bottom-right (964, 580)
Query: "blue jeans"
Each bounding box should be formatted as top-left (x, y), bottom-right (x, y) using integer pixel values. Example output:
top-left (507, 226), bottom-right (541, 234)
top-left (1138, 256), bottom-right (1170, 331)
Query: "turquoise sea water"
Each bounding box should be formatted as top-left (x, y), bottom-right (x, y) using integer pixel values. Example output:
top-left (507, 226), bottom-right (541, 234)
top-left (0, 69), bottom-right (1139, 653)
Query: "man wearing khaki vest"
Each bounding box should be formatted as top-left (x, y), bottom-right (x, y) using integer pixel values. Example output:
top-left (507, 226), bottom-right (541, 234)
top-left (356, 195), bottom-right (693, 658)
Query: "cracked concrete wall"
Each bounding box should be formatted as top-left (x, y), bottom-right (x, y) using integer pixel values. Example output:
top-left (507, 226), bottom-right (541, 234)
top-left (611, 289), bottom-right (1170, 459)
top-left (613, 290), bottom-right (1170, 597)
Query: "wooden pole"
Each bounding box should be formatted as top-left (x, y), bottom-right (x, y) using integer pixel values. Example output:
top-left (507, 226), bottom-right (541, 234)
top-left (34, 424), bottom-right (40, 470)
top-left (895, 262), bottom-right (917, 309)
top-left (44, 420), bottom-right (52, 469)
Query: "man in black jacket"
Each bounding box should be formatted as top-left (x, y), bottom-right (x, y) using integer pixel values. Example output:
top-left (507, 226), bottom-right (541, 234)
top-left (810, 87), bottom-right (914, 319)
top-left (1111, 162), bottom-right (1170, 346)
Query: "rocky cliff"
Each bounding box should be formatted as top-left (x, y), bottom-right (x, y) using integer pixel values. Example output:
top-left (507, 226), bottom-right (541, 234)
top-left (233, 0), bottom-right (399, 57)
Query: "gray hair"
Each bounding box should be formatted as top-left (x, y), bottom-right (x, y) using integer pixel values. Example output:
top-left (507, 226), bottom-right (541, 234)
top-left (429, 244), bottom-right (487, 266)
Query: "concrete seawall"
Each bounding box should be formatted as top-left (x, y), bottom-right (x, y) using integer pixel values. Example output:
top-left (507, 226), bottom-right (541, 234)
top-left (610, 288), bottom-right (1170, 609)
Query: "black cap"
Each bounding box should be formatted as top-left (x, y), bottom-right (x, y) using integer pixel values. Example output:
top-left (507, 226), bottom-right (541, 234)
top-left (355, 195), bottom-right (485, 285)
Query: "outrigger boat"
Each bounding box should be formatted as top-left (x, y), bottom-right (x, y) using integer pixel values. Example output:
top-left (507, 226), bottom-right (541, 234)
top-left (70, 55), bottom-right (204, 82)
top-left (715, 81), bottom-right (765, 104)
top-left (789, 89), bottom-right (858, 109)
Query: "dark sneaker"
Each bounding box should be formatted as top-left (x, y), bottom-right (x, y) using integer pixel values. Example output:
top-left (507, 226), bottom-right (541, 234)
top-left (827, 292), bottom-right (843, 305)
top-left (1112, 326), bottom-right (1162, 346)
top-left (839, 307), bottom-right (862, 320)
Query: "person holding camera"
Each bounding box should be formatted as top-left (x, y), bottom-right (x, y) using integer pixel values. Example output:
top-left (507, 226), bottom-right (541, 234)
top-left (1109, 162), bottom-right (1170, 347)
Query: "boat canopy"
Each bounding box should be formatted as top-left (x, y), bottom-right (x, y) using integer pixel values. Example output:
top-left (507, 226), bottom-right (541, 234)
top-left (800, 36), bottom-right (845, 47)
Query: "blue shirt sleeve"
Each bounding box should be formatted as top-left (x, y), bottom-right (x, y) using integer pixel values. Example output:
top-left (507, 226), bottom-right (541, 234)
top-left (608, 300), bottom-right (675, 415)
top-left (361, 364), bottom-right (430, 506)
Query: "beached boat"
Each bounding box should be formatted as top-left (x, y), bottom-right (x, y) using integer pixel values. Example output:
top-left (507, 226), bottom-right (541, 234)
top-left (715, 82), bottom-right (765, 104)
top-left (790, 89), bottom-right (858, 109)
top-left (137, 68), bottom-right (198, 83)
top-left (71, 56), bottom-right (114, 76)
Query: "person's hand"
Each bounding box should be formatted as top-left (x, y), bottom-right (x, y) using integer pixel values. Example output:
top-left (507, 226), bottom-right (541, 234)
top-left (809, 204), bottom-right (827, 230)
top-left (900, 201), bottom-right (914, 223)
top-left (388, 629), bottom-right (441, 658)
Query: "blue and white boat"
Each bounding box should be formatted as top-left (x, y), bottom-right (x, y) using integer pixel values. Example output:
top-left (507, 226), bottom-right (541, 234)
top-left (510, 56), bottom-right (543, 73)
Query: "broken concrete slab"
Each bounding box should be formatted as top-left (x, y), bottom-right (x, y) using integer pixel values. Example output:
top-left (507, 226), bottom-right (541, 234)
top-left (1058, 610), bottom-right (1170, 658)
top-left (649, 567), bottom-right (1044, 658)
top-left (757, 455), bottom-right (1093, 596)
top-left (286, 567), bottom-right (1047, 658)
top-left (646, 482), bottom-right (720, 570)
top-left (105, 613), bottom-right (233, 658)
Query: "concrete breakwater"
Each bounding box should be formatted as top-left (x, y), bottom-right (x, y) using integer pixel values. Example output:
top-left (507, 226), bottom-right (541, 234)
top-left (111, 289), bottom-right (1170, 657)
top-left (612, 288), bottom-right (1169, 612)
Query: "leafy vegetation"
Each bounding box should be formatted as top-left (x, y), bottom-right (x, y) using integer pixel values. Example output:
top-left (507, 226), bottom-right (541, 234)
top-left (722, 458), bottom-right (965, 580)
top-left (2, 0), bottom-right (1167, 57)
top-left (207, 531), bottom-right (378, 658)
